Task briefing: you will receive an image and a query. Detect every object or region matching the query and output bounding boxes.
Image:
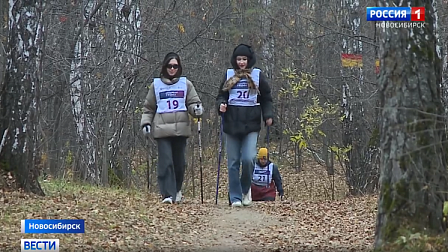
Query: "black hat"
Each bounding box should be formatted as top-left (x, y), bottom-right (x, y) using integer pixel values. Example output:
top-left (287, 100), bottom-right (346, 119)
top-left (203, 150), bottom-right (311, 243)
top-left (230, 44), bottom-right (256, 69)
top-left (233, 45), bottom-right (252, 58)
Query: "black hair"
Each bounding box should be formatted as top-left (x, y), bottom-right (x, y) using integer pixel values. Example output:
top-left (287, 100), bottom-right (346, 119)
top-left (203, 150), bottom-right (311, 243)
top-left (161, 52), bottom-right (182, 79)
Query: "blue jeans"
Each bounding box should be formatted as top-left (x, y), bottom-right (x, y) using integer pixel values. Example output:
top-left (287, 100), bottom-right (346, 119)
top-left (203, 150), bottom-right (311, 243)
top-left (225, 132), bottom-right (258, 203)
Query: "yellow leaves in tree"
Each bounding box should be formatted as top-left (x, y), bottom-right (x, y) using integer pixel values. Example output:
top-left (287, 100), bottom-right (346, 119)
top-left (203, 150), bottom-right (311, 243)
top-left (443, 201), bottom-right (448, 223)
top-left (330, 145), bottom-right (352, 162)
top-left (317, 130), bottom-right (326, 137)
top-left (283, 69), bottom-right (340, 154)
top-left (178, 23), bottom-right (185, 33)
top-left (1, 14), bottom-right (10, 42)
top-left (290, 132), bottom-right (307, 150)
top-left (134, 106), bottom-right (143, 114)
top-left (293, 96), bottom-right (326, 149)
top-left (279, 68), bottom-right (315, 98)
top-left (99, 25), bottom-right (106, 37)
top-left (190, 117), bottom-right (209, 124)
top-left (290, 18), bottom-right (295, 26)
top-left (41, 152), bottom-right (48, 163)
top-left (3, 13), bottom-right (7, 29)
top-left (187, 114), bottom-right (198, 123)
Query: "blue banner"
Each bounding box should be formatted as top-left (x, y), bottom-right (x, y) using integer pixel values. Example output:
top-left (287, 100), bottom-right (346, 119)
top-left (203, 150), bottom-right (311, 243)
top-left (21, 219), bottom-right (85, 234)
top-left (366, 7), bottom-right (411, 21)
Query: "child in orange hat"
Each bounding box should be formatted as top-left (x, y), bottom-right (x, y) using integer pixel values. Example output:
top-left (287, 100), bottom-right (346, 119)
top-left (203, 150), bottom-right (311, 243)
top-left (251, 148), bottom-right (284, 201)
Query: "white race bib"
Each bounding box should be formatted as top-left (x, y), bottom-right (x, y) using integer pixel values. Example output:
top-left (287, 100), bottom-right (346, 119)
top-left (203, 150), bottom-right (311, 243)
top-left (154, 77), bottom-right (188, 114)
top-left (252, 163), bottom-right (273, 187)
top-left (227, 68), bottom-right (260, 107)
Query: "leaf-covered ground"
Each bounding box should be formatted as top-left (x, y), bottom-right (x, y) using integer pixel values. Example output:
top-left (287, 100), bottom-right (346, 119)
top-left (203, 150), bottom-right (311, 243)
top-left (0, 177), bottom-right (377, 251)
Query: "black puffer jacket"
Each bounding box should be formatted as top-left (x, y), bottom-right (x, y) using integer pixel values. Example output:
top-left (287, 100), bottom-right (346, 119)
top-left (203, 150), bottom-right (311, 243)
top-left (215, 44), bottom-right (274, 137)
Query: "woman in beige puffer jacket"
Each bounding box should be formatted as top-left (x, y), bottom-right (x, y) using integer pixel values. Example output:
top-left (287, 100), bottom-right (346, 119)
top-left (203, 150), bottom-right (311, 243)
top-left (141, 52), bottom-right (203, 204)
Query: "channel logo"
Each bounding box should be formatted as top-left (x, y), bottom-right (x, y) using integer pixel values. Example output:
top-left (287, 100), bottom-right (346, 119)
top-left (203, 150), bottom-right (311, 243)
top-left (21, 239), bottom-right (59, 252)
top-left (366, 7), bottom-right (425, 21)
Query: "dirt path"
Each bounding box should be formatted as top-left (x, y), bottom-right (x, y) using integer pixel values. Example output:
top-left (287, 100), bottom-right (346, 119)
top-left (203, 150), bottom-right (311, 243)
top-left (192, 203), bottom-right (282, 251)
top-left (1, 184), bottom-right (376, 252)
top-left (187, 198), bottom-right (376, 252)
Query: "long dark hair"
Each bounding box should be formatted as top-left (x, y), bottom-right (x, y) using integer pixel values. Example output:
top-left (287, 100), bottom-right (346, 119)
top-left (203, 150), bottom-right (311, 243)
top-left (160, 52), bottom-right (182, 79)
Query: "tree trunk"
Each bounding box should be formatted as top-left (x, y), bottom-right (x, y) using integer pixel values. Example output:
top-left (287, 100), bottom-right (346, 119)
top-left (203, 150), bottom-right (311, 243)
top-left (46, 1), bottom-right (73, 179)
top-left (69, 1), bottom-right (101, 184)
top-left (374, 0), bottom-right (448, 248)
top-left (0, 0), bottom-right (7, 88)
top-left (0, 0), bottom-right (45, 196)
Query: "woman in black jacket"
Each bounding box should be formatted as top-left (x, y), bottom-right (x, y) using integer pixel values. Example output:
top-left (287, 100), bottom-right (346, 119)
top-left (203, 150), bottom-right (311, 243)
top-left (216, 44), bottom-right (274, 207)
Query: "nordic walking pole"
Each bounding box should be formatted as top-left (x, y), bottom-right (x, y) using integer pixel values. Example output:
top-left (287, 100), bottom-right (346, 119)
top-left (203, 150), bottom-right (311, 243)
top-left (265, 125), bottom-right (271, 189)
top-left (215, 114), bottom-right (223, 205)
top-left (196, 104), bottom-right (204, 204)
top-left (266, 126), bottom-right (270, 160)
top-left (145, 135), bottom-right (150, 191)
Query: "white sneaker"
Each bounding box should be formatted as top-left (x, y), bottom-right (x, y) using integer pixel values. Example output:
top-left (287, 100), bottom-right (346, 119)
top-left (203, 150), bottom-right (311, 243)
top-left (162, 197), bottom-right (173, 204)
top-left (242, 188), bottom-right (252, 206)
top-left (231, 201), bottom-right (242, 207)
top-left (175, 191), bottom-right (182, 203)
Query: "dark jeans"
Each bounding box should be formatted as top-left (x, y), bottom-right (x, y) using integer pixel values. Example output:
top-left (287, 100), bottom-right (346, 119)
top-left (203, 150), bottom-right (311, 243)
top-left (156, 136), bottom-right (187, 199)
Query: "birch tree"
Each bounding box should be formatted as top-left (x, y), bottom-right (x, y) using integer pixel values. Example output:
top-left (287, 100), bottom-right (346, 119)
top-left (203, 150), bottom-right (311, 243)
top-left (41, 1), bottom-right (78, 178)
top-left (439, 0), bottom-right (448, 109)
top-left (105, 0), bottom-right (142, 186)
top-left (0, 0), bottom-right (45, 195)
top-left (374, 0), bottom-right (448, 248)
top-left (0, 0), bottom-right (7, 89)
top-left (341, 0), bottom-right (378, 195)
top-left (69, 1), bottom-right (104, 184)
top-left (259, 0), bottom-right (274, 145)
